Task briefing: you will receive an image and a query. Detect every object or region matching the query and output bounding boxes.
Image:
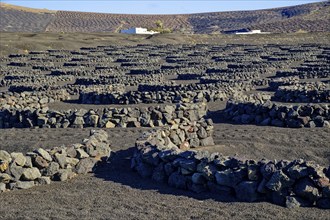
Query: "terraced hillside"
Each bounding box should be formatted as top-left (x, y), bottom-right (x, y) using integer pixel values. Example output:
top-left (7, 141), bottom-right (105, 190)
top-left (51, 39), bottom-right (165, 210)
top-left (251, 2), bottom-right (330, 33)
top-left (0, 1), bottom-right (329, 33)
top-left (0, 3), bottom-right (55, 32)
top-left (189, 1), bottom-right (330, 33)
top-left (46, 11), bottom-right (193, 33)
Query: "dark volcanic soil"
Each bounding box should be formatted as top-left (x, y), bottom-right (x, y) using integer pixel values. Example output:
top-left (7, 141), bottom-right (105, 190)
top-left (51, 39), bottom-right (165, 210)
top-left (0, 121), bottom-right (329, 219)
top-left (0, 33), bottom-right (330, 219)
top-left (1, 160), bottom-right (330, 220)
top-left (1, 32), bottom-right (330, 57)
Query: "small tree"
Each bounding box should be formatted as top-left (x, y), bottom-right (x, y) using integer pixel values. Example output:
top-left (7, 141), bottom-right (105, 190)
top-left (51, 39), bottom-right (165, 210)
top-left (155, 20), bottom-right (163, 29)
top-left (151, 20), bottom-right (172, 34)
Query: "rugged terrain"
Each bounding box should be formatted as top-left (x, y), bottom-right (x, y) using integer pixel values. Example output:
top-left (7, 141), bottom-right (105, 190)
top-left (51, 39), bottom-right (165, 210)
top-left (0, 31), bottom-right (329, 218)
top-left (0, 125), bottom-right (329, 220)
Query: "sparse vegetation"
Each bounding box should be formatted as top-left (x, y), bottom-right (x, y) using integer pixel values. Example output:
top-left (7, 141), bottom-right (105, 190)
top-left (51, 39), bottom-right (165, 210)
top-left (149, 20), bottom-right (172, 34)
top-left (295, 29), bottom-right (309, 33)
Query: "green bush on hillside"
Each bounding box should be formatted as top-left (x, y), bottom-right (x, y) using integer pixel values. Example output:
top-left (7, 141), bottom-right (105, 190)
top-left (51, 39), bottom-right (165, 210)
top-left (149, 20), bottom-right (172, 34)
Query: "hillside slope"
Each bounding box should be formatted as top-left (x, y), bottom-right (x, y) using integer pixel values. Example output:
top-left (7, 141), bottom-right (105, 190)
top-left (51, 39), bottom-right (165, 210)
top-left (45, 11), bottom-right (193, 33)
top-left (189, 1), bottom-right (330, 33)
top-left (0, 3), bottom-right (55, 32)
top-left (0, 2), bottom-right (329, 33)
top-left (250, 2), bottom-right (330, 33)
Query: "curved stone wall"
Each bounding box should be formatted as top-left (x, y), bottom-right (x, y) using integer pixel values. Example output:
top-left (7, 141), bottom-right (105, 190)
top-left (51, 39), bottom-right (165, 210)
top-left (223, 100), bottom-right (330, 128)
top-left (0, 130), bottom-right (111, 192)
top-left (0, 90), bottom-right (71, 110)
top-left (131, 128), bottom-right (330, 209)
top-left (275, 61), bottom-right (330, 79)
top-left (78, 83), bottom-right (253, 105)
top-left (78, 90), bottom-right (230, 105)
top-left (273, 82), bottom-right (330, 103)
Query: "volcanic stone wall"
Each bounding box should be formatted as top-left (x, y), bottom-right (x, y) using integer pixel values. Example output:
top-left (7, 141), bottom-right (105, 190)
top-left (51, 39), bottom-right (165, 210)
top-left (0, 41), bottom-right (329, 209)
top-left (1, 43), bottom-right (329, 130)
top-left (0, 103), bottom-right (209, 129)
top-left (0, 90), bottom-right (71, 110)
top-left (0, 75), bottom-right (74, 87)
top-left (1, 43), bottom-right (328, 106)
top-left (131, 129), bottom-right (330, 209)
top-left (275, 61), bottom-right (330, 79)
top-left (137, 80), bottom-right (253, 92)
top-left (0, 130), bottom-right (111, 192)
top-left (273, 82), bottom-right (330, 103)
top-left (79, 81), bottom-right (253, 105)
top-left (223, 100), bottom-right (330, 128)
top-left (74, 74), bottom-right (165, 86)
top-left (79, 90), bottom-right (230, 105)
top-left (268, 76), bottom-right (300, 90)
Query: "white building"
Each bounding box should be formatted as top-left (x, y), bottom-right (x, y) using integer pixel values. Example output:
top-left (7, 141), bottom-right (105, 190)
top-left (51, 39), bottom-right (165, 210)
top-left (235, 30), bottom-right (269, 35)
top-left (120, 27), bottom-right (159, 35)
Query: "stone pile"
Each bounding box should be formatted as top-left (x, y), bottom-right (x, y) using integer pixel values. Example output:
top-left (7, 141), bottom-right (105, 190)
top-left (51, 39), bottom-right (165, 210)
top-left (223, 100), bottom-right (330, 128)
top-left (0, 130), bottom-right (111, 192)
top-left (132, 129), bottom-right (330, 209)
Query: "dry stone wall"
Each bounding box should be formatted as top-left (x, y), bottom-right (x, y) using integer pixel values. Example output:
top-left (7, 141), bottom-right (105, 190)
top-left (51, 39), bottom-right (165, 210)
top-left (74, 74), bottom-right (165, 86)
top-left (131, 128), bottom-right (330, 209)
top-left (78, 90), bottom-right (230, 105)
top-left (273, 82), bottom-right (330, 103)
top-left (0, 75), bottom-right (74, 87)
top-left (0, 90), bottom-right (71, 110)
top-left (223, 100), bottom-right (330, 128)
top-left (0, 103), bottom-right (208, 129)
top-left (137, 81), bottom-right (253, 92)
top-left (78, 82), bottom-right (253, 105)
top-left (275, 61), bottom-right (330, 79)
top-left (0, 130), bottom-right (111, 192)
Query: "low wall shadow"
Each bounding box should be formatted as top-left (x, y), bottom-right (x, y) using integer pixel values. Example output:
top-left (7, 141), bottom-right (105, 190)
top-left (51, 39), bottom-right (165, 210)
top-left (207, 109), bottom-right (239, 125)
top-left (93, 147), bottom-right (263, 204)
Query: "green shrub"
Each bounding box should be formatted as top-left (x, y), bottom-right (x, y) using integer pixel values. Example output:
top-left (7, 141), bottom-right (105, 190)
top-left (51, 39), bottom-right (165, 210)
top-left (149, 20), bottom-right (172, 34)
